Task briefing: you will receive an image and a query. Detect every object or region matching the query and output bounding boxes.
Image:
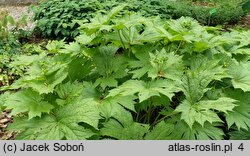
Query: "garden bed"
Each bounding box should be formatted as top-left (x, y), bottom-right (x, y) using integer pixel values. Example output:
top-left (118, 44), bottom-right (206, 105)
top-left (1, 0), bottom-right (250, 140)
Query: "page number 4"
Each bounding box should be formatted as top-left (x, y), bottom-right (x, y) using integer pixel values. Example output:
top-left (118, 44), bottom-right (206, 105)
top-left (238, 143), bottom-right (244, 151)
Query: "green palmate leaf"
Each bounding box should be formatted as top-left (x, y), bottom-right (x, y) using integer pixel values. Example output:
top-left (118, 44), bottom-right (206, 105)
top-left (100, 95), bottom-right (136, 119)
top-left (79, 5), bottom-right (126, 34)
top-left (223, 30), bottom-right (250, 49)
top-left (10, 54), bottom-right (45, 67)
top-left (110, 103), bottom-right (134, 126)
top-left (81, 82), bottom-right (101, 100)
top-left (167, 17), bottom-right (205, 42)
top-left (167, 17), bottom-right (204, 34)
top-left (95, 77), bottom-right (118, 89)
top-left (101, 119), bottom-right (149, 140)
top-left (55, 99), bottom-right (100, 129)
top-left (148, 49), bottom-right (184, 80)
top-left (176, 100), bottom-right (220, 128)
top-left (56, 82), bottom-right (82, 99)
top-left (24, 68), bottom-right (67, 94)
top-left (144, 121), bottom-right (174, 140)
top-left (55, 82), bottom-right (83, 106)
top-left (105, 13), bottom-right (146, 46)
top-left (195, 98), bottom-right (237, 113)
top-left (67, 56), bottom-right (93, 82)
top-left (8, 54), bottom-right (69, 94)
top-left (8, 116), bottom-right (95, 140)
top-left (225, 89), bottom-right (250, 130)
top-left (138, 19), bottom-right (173, 42)
top-left (181, 56), bottom-right (227, 103)
top-left (8, 98), bottom-right (100, 140)
top-left (108, 79), bottom-right (178, 102)
top-left (101, 106), bottom-right (149, 140)
top-left (189, 55), bottom-right (228, 81)
top-left (59, 42), bottom-right (82, 56)
top-left (138, 27), bottom-right (166, 43)
top-left (112, 13), bottom-right (148, 30)
top-left (228, 61), bottom-right (250, 92)
top-left (110, 26), bottom-right (141, 47)
top-left (92, 46), bottom-right (127, 88)
top-left (180, 72), bottom-right (209, 104)
top-left (128, 46), bottom-right (151, 78)
top-left (92, 46), bottom-right (123, 75)
top-left (75, 33), bottom-right (96, 45)
top-left (193, 41), bottom-right (210, 52)
top-left (146, 119), bottom-right (224, 140)
top-left (229, 129), bottom-right (250, 140)
top-left (4, 89), bottom-right (54, 119)
top-left (170, 120), bottom-right (224, 140)
top-left (129, 48), bottom-right (183, 80)
top-left (175, 97), bottom-right (237, 128)
top-left (46, 40), bottom-right (66, 54)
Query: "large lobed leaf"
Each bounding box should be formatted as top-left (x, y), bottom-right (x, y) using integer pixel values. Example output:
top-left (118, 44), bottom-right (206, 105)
top-left (8, 98), bottom-right (100, 140)
top-left (228, 61), bottom-right (250, 92)
top-left (108, 79), bottom-right (178, 102)
top-left (101, 105), bottom-right (149, 140)
top-left (4, 89), bottom-right (54, 119)
top-left (225, 89), bottom-right (250, 130)
top-left (175, 98), bottom-right (237, 128)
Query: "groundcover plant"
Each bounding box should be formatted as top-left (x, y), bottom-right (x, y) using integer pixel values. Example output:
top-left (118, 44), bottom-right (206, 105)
top-left (0, 5), bottom-right (250, 140)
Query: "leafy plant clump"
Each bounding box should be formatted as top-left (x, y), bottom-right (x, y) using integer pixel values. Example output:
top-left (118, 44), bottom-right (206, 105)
top-left (1, 6), bottom-right (250, 140)
top-left (138, 0), bottom-right (245, 26)
top-left (32, 0), bottom-right (245, 41)
top-left (31, 0), bottom-right (120, 40)
top-left (0, 11), bottom-right (31, 88)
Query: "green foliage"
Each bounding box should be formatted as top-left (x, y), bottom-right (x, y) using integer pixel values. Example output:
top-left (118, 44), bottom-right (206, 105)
top-left (32, 0), bottom-right (120, 40)
top-left (2, 6), bottom-right (250, 140)
top-left (0, 11), bottom-right (31, 87)
top-left (242, 0), bottom-right (250, 13)
top-left (32, 0), bottom-right (245, 41)
top-left (225, 89), bottom-right (250, 130)
top-left (0, 12), bottom-right (20, 55)
top-left (4, 88), bottom-right (54, 119)
top-left (229, 128), bottom-right (250, 140)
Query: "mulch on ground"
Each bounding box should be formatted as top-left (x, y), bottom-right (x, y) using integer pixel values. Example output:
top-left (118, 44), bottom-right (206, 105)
top-left (0, 110), bottom-right (17, 140)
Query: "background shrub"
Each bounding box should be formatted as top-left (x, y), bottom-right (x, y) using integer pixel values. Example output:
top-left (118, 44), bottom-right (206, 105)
top-left (32, 0), bottom-right (118, 40)
top-left (32, 0), bottom-right (246, 40)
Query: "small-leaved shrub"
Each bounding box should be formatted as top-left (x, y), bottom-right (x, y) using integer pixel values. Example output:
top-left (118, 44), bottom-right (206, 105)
top-left (32, 0), bottom-right (120, 40)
